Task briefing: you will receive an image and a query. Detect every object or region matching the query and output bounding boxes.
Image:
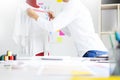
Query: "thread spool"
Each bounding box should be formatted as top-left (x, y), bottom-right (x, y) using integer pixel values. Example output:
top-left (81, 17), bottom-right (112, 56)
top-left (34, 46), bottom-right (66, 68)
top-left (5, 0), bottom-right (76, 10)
top-left (4, 56), bottom-right (9, 61)
top-left (7, 50), bottom-right (12, 56)
top-left (0, 56), bottom-right (2, 60)
top-left (9, 56), bottom-right (14, 60)
top-left (13, 55), bottom-right (17, 60)
top-left (1, 55), bottom-right (5, 61)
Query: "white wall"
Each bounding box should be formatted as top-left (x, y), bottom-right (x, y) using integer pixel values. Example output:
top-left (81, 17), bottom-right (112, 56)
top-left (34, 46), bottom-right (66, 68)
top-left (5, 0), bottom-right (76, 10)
top-left (0, 0), bottom-right (21, 55)
top-left (0, 0), bottom-right (100, 57)
top-left (81, 0), bottom-right (101, 33)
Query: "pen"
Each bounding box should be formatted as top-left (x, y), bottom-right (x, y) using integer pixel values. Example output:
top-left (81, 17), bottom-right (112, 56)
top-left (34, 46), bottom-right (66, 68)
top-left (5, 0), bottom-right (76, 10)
top-left (41, 57), bottom-right (63, 61)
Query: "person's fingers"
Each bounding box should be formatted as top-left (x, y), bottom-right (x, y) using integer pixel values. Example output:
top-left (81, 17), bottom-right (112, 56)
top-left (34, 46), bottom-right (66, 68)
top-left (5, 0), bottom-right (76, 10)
top-left (47, 11), bottom-right (55, 20)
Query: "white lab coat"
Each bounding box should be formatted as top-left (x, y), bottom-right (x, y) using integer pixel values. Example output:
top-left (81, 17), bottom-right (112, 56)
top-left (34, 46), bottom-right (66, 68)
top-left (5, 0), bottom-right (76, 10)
top-left (13, 1), bottom-right (49, 56)
top-left (35, 0), bottom-right (108, 57)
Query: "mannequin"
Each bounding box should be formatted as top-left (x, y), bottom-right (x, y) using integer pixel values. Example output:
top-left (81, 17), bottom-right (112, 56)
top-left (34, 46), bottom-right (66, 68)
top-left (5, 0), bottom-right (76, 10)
top-left (13, 0), bottom-right (49, 56)
top-left (26, 0), bottom-right (48, 56)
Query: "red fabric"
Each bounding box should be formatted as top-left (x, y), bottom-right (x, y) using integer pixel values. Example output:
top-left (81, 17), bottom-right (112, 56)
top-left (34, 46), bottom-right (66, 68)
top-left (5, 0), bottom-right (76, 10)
top-left (26, 0), bottom-right (39, 8)
top-left (35, 52), bottom-right (44, 56)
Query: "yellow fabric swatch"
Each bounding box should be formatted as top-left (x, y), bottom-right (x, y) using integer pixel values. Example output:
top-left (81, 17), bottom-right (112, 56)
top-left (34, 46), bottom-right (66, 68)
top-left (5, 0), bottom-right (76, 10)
top-left (71, 76), bottom-right (120, 80)
top-left (57, 37), bottom-right (62, 43)
top-left (57, 0), bottom-right (62, 3)
top-left (72, 71), bottom-right (92, 75)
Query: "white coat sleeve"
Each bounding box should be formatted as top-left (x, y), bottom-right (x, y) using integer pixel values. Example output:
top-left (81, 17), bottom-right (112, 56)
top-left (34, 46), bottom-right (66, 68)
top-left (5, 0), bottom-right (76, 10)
top-left (36, 1), bottom-right (79, 32)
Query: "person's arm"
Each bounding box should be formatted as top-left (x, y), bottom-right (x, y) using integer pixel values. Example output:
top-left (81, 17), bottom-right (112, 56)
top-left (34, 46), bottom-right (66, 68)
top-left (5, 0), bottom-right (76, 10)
top-left (27, 1), bottom-right (79, 32)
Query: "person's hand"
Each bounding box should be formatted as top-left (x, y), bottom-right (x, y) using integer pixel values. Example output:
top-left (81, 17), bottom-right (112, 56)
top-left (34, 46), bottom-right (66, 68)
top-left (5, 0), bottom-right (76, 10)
top-left (47, 11), bottom-right (55, 21)
top-left (27, 8), bottom-right (39, 21)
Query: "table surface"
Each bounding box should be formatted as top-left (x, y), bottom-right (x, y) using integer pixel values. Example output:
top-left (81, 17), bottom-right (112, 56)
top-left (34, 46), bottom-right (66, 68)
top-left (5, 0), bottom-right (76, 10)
top-left (0, 56), bottom-right (118, 80)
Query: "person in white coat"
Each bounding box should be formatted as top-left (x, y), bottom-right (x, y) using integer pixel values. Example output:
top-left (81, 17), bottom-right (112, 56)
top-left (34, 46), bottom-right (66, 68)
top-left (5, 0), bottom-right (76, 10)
top-left (26, 0), bottom-right (108, 57)
top-left (13, 0), bottom-right (49, 56)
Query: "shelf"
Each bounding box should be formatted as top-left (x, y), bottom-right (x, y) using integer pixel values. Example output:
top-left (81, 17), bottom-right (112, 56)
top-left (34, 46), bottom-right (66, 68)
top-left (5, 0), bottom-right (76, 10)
top-left (100, 32), bottom-right (114, 35)
top-left (101, 3), bottom-right (120, 36)
top-left (101, 4), bottom-right (120, 10)
top-left (100, 2), bottom-right (120, 50)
